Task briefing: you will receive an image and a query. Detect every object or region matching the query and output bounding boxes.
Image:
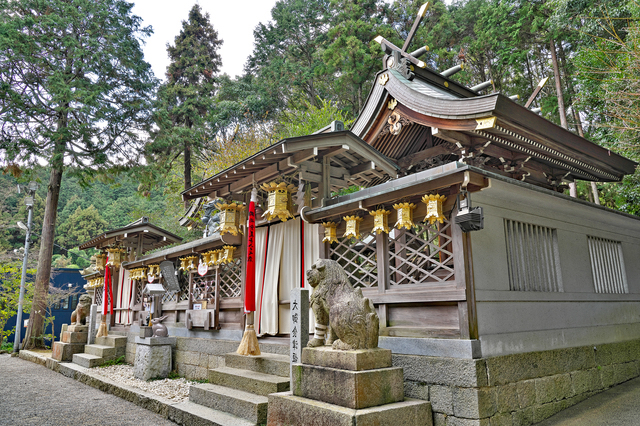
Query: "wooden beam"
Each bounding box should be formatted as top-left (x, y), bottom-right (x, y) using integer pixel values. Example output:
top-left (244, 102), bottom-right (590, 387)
top-left (402, 3), bottom-right (430, 52)
top-left (349, 161), bottom-right (375, 176)
top-left (524, 77), bottom-right (549, 108)
top-left (397, 144), bottom-right (455, 169)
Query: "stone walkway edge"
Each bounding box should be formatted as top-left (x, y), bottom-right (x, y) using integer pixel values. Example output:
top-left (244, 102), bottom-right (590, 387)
top-left (18, 350), bottom-right (237, 426)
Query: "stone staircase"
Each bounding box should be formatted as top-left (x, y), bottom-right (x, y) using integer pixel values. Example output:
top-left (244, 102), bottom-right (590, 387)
top-left (189, 352), bottom-right (290, 425)
top-left (72, 335), bottom-right (127, 368)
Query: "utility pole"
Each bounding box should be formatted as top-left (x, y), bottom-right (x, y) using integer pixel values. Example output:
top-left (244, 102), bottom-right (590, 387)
top-left (13, 181), bottom-right (38, 353)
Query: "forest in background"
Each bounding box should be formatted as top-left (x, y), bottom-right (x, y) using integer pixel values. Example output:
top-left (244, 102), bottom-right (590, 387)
top-left (2, 0), bottom-right (640, 264)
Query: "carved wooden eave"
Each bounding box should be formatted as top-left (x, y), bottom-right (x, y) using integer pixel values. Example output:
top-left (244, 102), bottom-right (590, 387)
top-left (181, 131), bottom-right (399, 205)
top-left (350, 68), bottom-right (637, 190)
top-left (78, 217), bottom-right (183, 253)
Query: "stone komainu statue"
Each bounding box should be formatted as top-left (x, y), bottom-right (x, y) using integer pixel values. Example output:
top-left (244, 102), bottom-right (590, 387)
top-left (71, 294), bottom-right (92, 325)
top-left (307, 259), bottom-right (379, 350)
top-left (202, 199), bottom-right (223, 237)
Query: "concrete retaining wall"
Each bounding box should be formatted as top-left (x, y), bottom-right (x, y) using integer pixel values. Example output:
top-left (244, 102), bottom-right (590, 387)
top-left (396, 338), bottom-right (640, 425)
top-left (124, 333), bottom-right (289, 380)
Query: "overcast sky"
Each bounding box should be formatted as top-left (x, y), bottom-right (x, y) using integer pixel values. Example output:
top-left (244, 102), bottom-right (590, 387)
top-left (131, 1), bottom-right (450, 82)
top-left (131, 0), bottom-right (279, 81)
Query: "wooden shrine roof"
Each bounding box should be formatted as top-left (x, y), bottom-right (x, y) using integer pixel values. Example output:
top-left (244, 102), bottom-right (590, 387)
top-left (350, 67), bottom-right (636, 189)
top-left (78, 217), bottom-right (183, 252)
top-left (181, 131), bottom-right (399, 202)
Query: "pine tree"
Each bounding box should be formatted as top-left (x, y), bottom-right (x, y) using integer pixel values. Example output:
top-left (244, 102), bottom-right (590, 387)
top-left (0, 0), bottom-right (156, 349)
top-left (148, 4), bottom-right (223, 204)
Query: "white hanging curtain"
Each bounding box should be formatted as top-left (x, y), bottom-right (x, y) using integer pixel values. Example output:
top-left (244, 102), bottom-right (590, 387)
top-left (278, 219), bottom-right (302, 333)
top-left (257, 222), bottom-right (284, 336)
top-left (254, 226), bottom-right (269, 332)
top-left (116, 269), bottom-right (131, 324)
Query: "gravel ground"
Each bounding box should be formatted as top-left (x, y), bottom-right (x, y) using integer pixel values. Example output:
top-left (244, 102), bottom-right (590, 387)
top-left (0, 354), bottom-right (177, 426)
top-left (91, 364), bottom-right (195, 403)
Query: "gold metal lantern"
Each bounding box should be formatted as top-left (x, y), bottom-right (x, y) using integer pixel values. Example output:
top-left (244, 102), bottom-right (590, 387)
top-left (147, 264), bottom-right (160, 279)
top-left (261, 181), bottom-right (296, 222)
top-left (129, 267), bottom-right (147, 281)
top-left (185, 255), bottom-right (199, 271)
top-left (179, 257), bottom-right (188, 272)
top-left (219, 202), bottom-right (245, 236)
top-left (343, 216), bottom-right (363, 239)
top-left (220, 245), bottom-right (236, 264)
top-left (370, 209), bottom-right (390, 234)
top-left (211, 249), bottom-right (224, 266)
top-left (106, 247), bottom-right (126, 267)
top-left (422, 194), bottom-right (447, 225)
top-left (393, 202), bottom-right (417, 230)
top-left (94, 253), bottom-right (107, 271)
top-left (322, 222), bottom-right (338, 243)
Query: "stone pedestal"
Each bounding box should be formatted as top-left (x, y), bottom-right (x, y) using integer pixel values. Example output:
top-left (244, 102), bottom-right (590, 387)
top-left (134, 336), bottom-right (176, 381)
top-left (52, 325), bottom-right (88, 362)
top-left (268, 346), bottom-right (432, 425)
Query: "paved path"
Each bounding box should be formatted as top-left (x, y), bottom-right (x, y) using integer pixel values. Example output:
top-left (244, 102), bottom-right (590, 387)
top-left (536, 376), bottom-right (640, 425)
top-left (0, 354), bottom-right (176, 426)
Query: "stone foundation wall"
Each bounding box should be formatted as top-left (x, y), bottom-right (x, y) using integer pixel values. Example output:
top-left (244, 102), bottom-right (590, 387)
top-left (395, 338), bottom-right (640, 426)
top-left (124, 333), bottom-right (288, 381)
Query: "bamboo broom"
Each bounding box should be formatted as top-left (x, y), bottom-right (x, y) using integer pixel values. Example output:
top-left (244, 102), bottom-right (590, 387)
top-left (237, 188), bottom-right (260, 356)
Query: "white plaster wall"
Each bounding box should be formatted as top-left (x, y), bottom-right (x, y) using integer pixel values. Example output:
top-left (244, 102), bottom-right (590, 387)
top-left (468, 178), bottom-right (640, 356)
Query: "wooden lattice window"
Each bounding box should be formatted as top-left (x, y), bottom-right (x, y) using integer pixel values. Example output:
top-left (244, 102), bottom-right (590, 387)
top-left (192, 273), bottom-right (216, 301)
top-left (504, 219), bottom-right (563, 292)
top-left (95, 286), bottom-right (104, 307)
top-left (162, 290), bottom-right (178, 303)
top-left (219, 258), bottom-right (242, 298)
top-left (134, 280), bottom-right (144, 305)
top-left (587, 236), bottom-right (628, 294)
top-left (388, 220), bottom-right (455, 286)
top-left (330, 232), bottom-right (378, 288)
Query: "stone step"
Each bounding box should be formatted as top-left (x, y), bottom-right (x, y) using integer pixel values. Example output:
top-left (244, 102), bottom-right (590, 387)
top-left (95, 335), bottom-right (127, 348)
top-left (169, 400), bottom-right (255, 426)
top-left (208, 366), bottom-right (290, 396)
top-left (268, 392), bottom-right (433, 426)
top-left (190, 383), bottom-right (268, 424)
top-left (84, 344), bottom-right (116, 358)
top-left (224, 352), bottom-right (290, 377)
top-left (72, 353), bottom-right (104, 368)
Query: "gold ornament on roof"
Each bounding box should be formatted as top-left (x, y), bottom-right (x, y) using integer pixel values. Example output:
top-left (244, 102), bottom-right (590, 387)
top-left (220, 245), bottom-right (236, 264)
top-left (393, 202), bottom-right (417, 230)
top-left (343, 216), bottom-right (363, 239)
top-left (370, 209), bottom-right (390, 234)
top-left (219, 202), bottom-right (245, 236)
top-left (322, 222), bottom-right (338, 243)
top-left (422, 194), bottom-right (447, 224)
top-left (261, 181), bottom-right (296, 222)
top-left (388, 99), bottom-right (398, 110)
top-left (106, 247), bottom-right (126, 267)
top-left (379, 73), bottom-right (389, 86)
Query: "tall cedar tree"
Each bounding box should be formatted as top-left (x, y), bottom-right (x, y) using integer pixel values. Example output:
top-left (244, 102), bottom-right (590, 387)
top-left (149, 5), bottom-right (222, 204)
top-left (0, 0), bottom-right (156, 349)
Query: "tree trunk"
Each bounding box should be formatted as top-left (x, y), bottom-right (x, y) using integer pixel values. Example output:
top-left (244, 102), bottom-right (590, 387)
top-left (184, 139), bottom-right (192, 210)
top-left (23, 150), bottom-right (64, 349)
top-left (550, 39), bottom-right (576, 197)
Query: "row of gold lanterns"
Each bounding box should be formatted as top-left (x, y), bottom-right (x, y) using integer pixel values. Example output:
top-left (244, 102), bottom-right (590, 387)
top-left (85, 277), bottom-right (104, 289)
top-left (322, 194), bottom-right (447, 243)
top-left (178, 246), bottom-right (237, 272)
top-left (129, 267), bottom-right (147, 281)
top-left (92, 246), bottom-right (127, 271)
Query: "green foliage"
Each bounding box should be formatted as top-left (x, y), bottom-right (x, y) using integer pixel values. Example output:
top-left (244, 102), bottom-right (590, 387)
top-left (55, 205), bottom-right (108, 252)
top-left (0, 262), bottom-right (35, 347)
top-left (276, 98), bottom-right (355, 139)
top-left (99, 355), bottom-right (127, 368)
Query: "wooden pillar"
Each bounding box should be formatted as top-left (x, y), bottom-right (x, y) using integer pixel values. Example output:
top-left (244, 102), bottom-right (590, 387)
top-left (375, 232), bottom-right (390, 329)
top-left (451, 202), bottom-right (478, 340)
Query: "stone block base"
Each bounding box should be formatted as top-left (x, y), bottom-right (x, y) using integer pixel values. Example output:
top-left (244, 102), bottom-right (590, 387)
top-left (67, 325), bottom-right (88, 333)
top-left (302, 346), bottom-right (392, 371)
top-left (62, 331), bottom-right (88, 344)
top-left (267, 392), bottom-right (432, 426)
top-left (292, 363), bottom-right (404, 409)
top-left (52, 341), bottom-right (85, 362)
top-left (134, 341), bottom-right (173, 381)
